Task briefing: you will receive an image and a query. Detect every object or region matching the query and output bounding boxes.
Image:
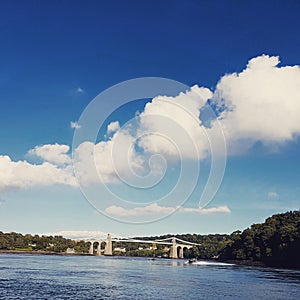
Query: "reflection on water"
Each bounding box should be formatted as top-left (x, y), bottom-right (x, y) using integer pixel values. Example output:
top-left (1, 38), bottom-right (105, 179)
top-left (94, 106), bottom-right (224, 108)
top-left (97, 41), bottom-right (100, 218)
top-left (0, 254), bottom-right (299, 299)
top-left (257, 267), bottom-right (300, 281)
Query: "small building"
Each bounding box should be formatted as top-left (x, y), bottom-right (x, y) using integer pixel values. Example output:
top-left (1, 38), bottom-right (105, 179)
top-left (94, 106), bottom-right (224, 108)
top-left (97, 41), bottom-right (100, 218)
top-left (66, 247), bottom-right (75, 254)
top-left (114, 247), bottom-right (126, 253)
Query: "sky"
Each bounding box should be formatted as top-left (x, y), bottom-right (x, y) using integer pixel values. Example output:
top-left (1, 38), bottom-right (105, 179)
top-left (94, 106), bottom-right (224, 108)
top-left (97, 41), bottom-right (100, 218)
top-left (0, 0), bottom-right (300, 239)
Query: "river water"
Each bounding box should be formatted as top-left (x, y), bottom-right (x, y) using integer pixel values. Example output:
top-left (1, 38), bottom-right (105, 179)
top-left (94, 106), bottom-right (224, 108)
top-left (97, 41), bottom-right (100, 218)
top-left (0, 254), bottom-right (299, 299)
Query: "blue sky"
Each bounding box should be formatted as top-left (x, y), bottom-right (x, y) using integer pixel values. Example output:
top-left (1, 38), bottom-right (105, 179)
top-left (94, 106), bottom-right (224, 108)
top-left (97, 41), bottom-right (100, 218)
top-left (0, 0), bottom-right (300, 238)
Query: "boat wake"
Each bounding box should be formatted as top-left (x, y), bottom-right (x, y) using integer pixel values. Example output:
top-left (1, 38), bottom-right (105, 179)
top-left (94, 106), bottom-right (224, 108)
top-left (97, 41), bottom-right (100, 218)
top-left (185, 260), bottom-right (234, 266)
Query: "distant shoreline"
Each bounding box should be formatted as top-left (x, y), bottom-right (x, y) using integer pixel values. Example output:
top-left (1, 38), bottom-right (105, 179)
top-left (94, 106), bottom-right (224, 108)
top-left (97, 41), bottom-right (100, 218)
top-left (219, 259), bottom-right (266, 267)
top-left (0, 250), bottom-right (90, 256)
top-left (1, 250), bottom-right (298, 270)
top-left (0, 250), bottom-right (264, 265)
top-left (0, 250), bottom-right (300, 270)
top-left (219, 259), bottom-right (300, 270)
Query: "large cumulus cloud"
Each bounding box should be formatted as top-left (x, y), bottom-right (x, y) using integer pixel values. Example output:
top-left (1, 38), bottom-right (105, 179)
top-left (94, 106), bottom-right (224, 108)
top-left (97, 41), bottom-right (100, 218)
top-left (1, 54), bottom-right (300, 193)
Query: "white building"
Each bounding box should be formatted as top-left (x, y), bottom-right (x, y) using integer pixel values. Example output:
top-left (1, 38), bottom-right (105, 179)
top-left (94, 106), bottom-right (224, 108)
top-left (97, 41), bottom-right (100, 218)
top-left (114, 247), bottom-right (126, 253)
top-left (66, 248), bottom-right (75, 254)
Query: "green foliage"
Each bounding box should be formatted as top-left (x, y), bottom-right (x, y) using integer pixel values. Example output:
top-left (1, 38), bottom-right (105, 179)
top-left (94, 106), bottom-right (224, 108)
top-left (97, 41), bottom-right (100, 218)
top-left (219, 210), bottom-right (300, 268)
top-left (0, 231), bottom-right (88, 253)
top-left (134, 233), bottom-right (232, 259)
top-left (1, 210), bottom-right (299, 267)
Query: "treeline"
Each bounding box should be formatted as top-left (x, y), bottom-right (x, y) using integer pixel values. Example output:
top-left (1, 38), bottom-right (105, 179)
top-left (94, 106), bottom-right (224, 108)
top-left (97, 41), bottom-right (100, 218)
top-left (134, 233), bottom-right (233, 259)
top-left (0, 232), bottom-right (88, 253)
top-left (136, 210), bottom-right (300, 268)
top-left (1, 210), bottom-right (299, 268)
top-left (219, 210), bottom-right (300, 268)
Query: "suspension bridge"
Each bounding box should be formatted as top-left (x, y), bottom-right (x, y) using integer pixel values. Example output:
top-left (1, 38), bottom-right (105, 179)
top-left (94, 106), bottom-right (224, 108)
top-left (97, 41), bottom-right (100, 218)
top-left (85, 234), bottom-right (200, 259)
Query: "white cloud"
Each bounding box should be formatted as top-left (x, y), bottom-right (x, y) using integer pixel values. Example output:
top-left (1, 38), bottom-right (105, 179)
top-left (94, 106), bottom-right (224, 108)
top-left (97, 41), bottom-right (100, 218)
top-left (180, 205), bottom-right (231, 214)
top-left (76, 87), bottom-right (84, 93)
top-left (70, 121), bottom-right (81, 129)
top-left (138, 85), bottom-right (212, 159)
top-left (105, 203), bottom-right (174, 217)
top-left (214, 54), bottom-right (300, 153)
top-left (127, 55), bottom-right (300, 159)
top-left (267, 191), bottom-right (279, 199)
top-left (105, 203), bottom-right (230, 217)
top-left (29, 143), bottom-right (71, 165)
top-left (51, 55), bottom-right (300, 188)
top-left (74, 140), bottom-right (118, 184)
top-left (42, 230), bottom-right (108, 240)
top-left (71, 84), bottom-right (219, 187)
top-left (107, 121), bottom-right (120, 134)
top-left (2, 54), bottom-right (300, 194)
top-left (73, 129), bottom-right (145, 185)
top-left (0, 155), bottom-right (76, 193)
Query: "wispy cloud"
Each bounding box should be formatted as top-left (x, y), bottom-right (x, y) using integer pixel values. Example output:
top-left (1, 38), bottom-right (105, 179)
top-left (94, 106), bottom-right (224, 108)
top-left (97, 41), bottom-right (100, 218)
top-left (42, 230), bottom-right (108, 240)
top-left (181, 206), bottom-right (231, 214)
top-left (76, 87), bottom-right (84, 93)
top-left (105, 203), bottom-right (230, 217)
top-left (105, 203), bottom-right (174, 217)
top-left (70, 121), bottom-right (81, 129)
top-left (267, 191), bottom-right (279, 199)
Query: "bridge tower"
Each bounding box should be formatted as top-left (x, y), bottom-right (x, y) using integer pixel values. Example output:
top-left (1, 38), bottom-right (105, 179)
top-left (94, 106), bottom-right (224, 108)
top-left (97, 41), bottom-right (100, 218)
top-left (179, 247), bottom-right (184, 259)
top-left (104, 233), bottom-right (113, 255)
top-left (96, 241), bottom-right (102, 256)
top-left (169, 237), bottom-right (178, 259)
top-left (89, 242), bottom-right (94, 255)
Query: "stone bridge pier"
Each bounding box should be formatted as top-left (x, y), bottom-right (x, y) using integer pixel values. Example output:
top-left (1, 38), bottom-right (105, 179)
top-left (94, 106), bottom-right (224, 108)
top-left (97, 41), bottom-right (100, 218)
top-left (89, 242), bottom-right (94, 255)
top-left (88, 234), bottom-right (112, 256)
top-left (88, 240), bottom-right (105, 256)
top-left (169, 238), bottom-right (193, 258)
top-left (104, 234), bottom-right (112, 255)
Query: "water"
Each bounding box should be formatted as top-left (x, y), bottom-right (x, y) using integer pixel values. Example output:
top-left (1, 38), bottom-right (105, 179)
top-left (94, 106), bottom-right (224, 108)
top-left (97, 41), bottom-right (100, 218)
top-left (0, 254), bottom-right (299, 299)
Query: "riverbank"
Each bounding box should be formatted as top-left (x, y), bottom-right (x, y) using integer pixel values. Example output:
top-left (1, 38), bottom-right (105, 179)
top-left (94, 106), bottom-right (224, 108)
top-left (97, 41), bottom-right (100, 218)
top-left (219, 258), bottom-right (300, 270)
top-left (219, 259), bottom-right (266, 267)
top-left (1, 250), bottom-right (299, 270)
top-left (0, 250), bottom-right (89, 256)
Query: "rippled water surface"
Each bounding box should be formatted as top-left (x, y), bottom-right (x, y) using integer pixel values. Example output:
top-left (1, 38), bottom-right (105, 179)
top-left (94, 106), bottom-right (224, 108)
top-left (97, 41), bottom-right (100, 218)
top-left (0, 254), bottom-right (299, 299)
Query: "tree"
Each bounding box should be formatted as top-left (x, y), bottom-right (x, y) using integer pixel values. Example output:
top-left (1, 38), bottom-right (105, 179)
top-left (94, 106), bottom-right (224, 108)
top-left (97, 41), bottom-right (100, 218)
top-left (219, 210), bottom-right (300, 268)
